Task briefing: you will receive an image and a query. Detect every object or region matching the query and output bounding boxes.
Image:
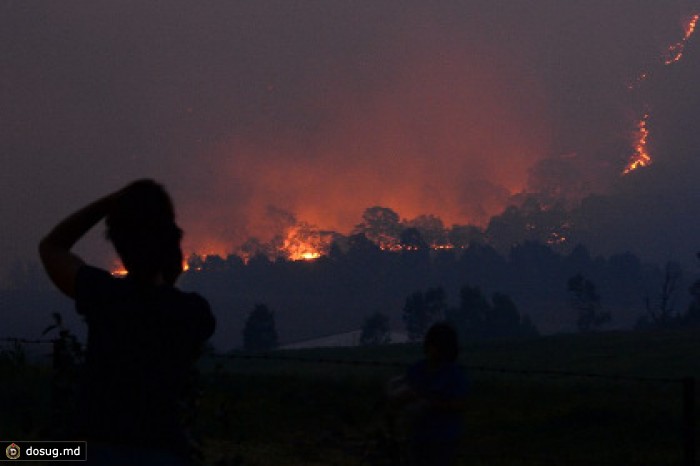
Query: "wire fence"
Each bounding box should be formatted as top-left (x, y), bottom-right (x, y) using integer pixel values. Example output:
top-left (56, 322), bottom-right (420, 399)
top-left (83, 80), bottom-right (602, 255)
top-left (210, 349), bottom-right (682, 383)
top-left (0, 336), bottom-right (685, 383)
top-left (0, 337), bottom-right (54, 345)
top-left (1, 337), bottom-right (697, 465)
top-left (211, 350), bottom-right (696, 465)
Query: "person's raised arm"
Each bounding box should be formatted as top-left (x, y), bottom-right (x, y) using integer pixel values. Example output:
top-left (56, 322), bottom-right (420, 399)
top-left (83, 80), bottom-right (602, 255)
top-left (38, 192), bottom-right (118, 298)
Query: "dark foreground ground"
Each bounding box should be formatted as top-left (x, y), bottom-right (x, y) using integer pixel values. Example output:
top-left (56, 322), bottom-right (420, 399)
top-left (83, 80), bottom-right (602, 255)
top-left (3, 329), bottom-right (700, 465)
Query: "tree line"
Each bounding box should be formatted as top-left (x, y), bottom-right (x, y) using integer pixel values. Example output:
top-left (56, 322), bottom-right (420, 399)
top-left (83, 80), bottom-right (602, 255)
top-left (239, 249), bottom-right (700, 350)
top-left (181, 235), bottom-right (700, 349)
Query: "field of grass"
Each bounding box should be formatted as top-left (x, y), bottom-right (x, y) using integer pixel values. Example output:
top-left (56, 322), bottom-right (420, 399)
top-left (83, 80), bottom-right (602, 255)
top-left (3, 329), bottom-right (700, 465)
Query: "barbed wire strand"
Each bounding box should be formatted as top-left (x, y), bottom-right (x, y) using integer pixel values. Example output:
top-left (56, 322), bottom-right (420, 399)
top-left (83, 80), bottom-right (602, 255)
top-left (460, 450), bottom-right (632, 466)
top-left (0, 337), bottom-right (53, 344)
top-left (1, 337), bottom-right (686, 383)
top-left (212, 351), bottom-right (683, 384)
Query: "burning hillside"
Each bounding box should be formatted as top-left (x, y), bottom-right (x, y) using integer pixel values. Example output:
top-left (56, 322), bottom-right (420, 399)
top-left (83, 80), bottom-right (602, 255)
top-left (622, 12), bottom-right (699, 175)
top-left (170, 6), bottom-right (698, 268)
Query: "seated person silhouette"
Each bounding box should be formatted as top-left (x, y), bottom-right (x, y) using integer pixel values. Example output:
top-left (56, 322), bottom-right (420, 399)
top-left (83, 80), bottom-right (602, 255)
top-left (387, 322), bottom-right (468, 466)
top-left (39, 180), bottom-right (215, 465)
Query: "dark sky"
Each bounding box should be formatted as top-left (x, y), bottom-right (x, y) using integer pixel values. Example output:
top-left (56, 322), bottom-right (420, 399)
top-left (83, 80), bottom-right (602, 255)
top-left (2, 0), bottom-right (699, 279)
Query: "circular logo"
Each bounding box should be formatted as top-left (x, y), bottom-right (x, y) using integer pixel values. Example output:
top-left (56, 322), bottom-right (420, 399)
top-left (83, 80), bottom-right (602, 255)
top-left (6, 443), bottom-right (20, 460)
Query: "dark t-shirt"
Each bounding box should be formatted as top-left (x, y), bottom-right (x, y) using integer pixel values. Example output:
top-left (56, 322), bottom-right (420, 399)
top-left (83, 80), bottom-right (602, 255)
top-left (405, 360), bottom-right (469, 443)
top-left (74, 265), bottom-right (215, 449)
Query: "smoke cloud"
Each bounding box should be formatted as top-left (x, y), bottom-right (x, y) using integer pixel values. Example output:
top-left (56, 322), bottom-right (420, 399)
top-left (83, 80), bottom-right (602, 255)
top-left (1, 1), bottom-right (698, 275)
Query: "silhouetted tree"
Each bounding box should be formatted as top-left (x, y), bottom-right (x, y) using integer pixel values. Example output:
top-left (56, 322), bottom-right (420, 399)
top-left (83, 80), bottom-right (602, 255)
top-left (405, 214), bottom-right (448, 247)
top-left (202, 254), bottom-right (227, 272)
top-left (568, 273), bottom-right (609, 332)
top-left (457, 285), bottom-right (491, 329)
top-left (247, 253), bottom-right (273, 270)
top-left (353, 206), bottom-right (401, 248)
top-left (651, 261), bottom-right (681, 326)
top-left (489, 292), bottom-right (520, 329)
top-left (347, 233), bottom-right (382, 256)
top-left (490, 293), bottom-right (539, 338)
top-left (509, 241), bottom-right (562, 280)
top-left (565, 244), bottom-right (593, 276)
top-left (449, 286), bottom-right (537, 340)
top-left (239, 237), bottom-right (271, 260)
top-left (403, 292), bottom-right (426, 342)
top-left (186, 253), bottom-right (205, 272)
top-left (519, 315), bottom-right (539, 337)
top-left (459, 243), bottom-right (507, 286)
top-left (448, 285), bottom-right (487, 342)
top-left (448, 225), bottom-right (485, 248)
top-left (399, 228), bottom-right (428, 250)
top-left (360, 312), bottom-right (391, 346)
top-left (402, 287), bottom-right (445, 341)
top-left (636, 261), bottom-right (683, 330)
top-left (425, 287), bottom-right (447, 322)
top-left (243, 304), bottom-right (278, 351)
top-left (683, 255), bottom-right (700, 327)
top-left (328, 238), bottom-right (347, 260)
top-left (683, 278), bottom-right (700, 327)
top-left (486, 206), bottom-right (527, 253)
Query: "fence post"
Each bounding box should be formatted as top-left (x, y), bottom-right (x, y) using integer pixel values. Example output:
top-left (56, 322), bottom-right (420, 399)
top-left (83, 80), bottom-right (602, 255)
top-left (684, 376), bottom-right (696, 466)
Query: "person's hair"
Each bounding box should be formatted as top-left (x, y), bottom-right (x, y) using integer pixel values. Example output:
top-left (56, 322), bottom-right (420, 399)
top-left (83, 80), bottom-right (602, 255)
top-left (106, 180), bottom-right (183, 284)
top-left (424, 322), bottom-right (460, 362)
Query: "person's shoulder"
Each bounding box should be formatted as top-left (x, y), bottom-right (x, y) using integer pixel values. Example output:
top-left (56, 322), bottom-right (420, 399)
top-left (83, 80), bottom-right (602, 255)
top-left (168, 288), bottom-right (215, 339)
top-left (77, 264), bottom-right (116, 283)
top-left (169, 288), bottom-right (210, 310)
top-left (75, 265), bottom-right (122, 310)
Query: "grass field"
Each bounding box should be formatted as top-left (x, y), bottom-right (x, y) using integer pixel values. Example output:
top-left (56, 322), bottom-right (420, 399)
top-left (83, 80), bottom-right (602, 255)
top-left (3, 329), bottom-right (700, 465)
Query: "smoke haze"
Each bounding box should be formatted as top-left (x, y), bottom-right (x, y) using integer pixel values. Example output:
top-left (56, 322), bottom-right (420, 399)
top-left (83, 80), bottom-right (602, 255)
top-left (2, 0), bottom-right (699, 275)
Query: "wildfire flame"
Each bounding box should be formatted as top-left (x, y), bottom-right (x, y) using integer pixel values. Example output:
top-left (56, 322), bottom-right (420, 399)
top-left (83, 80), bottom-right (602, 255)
top-left (110, 259), bottom-right (192, 277)
top-left (623, 13), bottom-right (698, 175)
top-left (622, 113), bottom-right (651, 175)
top-left (105, 203), bottom-right (573, 270)
top-left (282, 225), bottom-right (327, 261)
top-left (664, 14), bottom-right (699, 65)
top-left (111, 264), bottom-right (128, 277)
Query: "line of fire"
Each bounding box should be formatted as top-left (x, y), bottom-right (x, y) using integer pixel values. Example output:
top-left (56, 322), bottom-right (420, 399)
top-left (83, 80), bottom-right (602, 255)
top-left (622, 13), bottom-right (699, 175)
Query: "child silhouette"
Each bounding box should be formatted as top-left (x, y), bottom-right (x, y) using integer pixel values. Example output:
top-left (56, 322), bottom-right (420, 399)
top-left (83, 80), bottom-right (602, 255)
top-left (387, 322), bottom-right (468, 466)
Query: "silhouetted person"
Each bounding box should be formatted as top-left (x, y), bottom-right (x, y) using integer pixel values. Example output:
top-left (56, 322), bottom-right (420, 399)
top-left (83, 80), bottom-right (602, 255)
top-left (387, 322), bottom-right (468, 466)
top-left (39, 180), bottom-right (215, 465)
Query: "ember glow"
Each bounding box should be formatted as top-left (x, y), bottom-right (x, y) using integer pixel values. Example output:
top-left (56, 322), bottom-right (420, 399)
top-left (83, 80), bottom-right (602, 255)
top-left (622, 113), bottom-right (651, 175)
top-left (627, 72), bottom-right (648, 91)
